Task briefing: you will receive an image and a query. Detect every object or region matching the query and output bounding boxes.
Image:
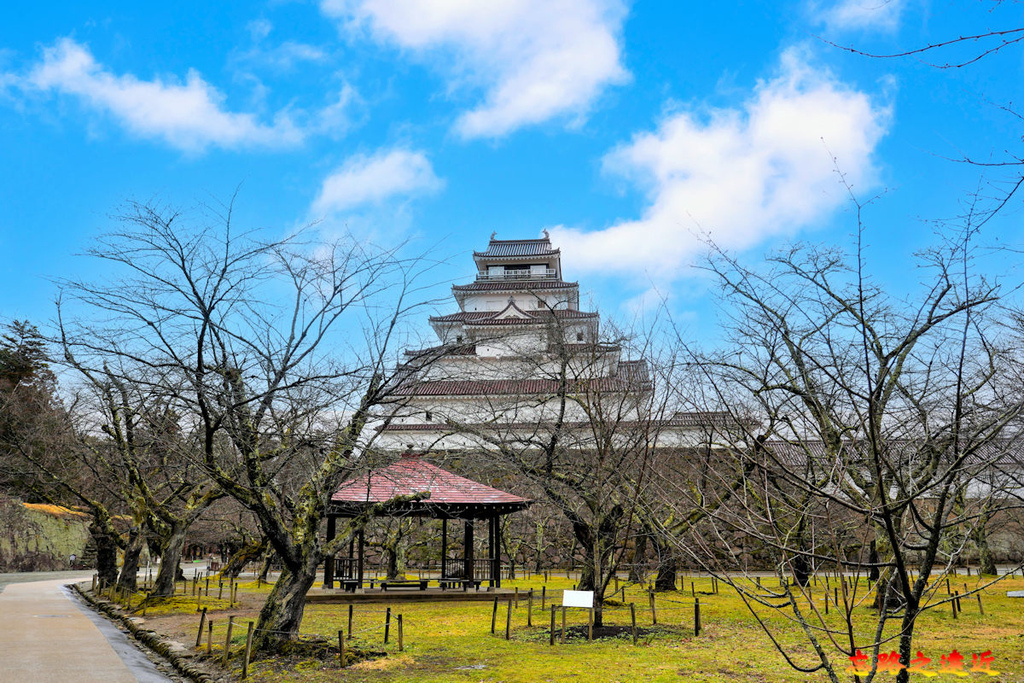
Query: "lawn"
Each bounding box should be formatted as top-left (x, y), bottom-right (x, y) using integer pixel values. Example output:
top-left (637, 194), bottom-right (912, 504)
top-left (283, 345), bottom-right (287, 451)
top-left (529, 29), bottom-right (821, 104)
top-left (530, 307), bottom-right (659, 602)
top-left (120, 571), bottom-right (1024, 682)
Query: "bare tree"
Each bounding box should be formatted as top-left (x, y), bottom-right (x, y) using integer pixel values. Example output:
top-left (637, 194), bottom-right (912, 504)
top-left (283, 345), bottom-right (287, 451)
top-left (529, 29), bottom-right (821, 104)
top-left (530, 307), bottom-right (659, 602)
top-left (415, 312), bottom-right (678, 626)
top-left (658, 225), bottom-right (1024, 682)
top-left (56, 198), bottom-right (442, 651)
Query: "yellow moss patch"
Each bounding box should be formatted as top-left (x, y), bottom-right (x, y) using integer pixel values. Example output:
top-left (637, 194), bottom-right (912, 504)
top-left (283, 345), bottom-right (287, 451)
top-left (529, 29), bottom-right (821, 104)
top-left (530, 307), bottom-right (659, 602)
top-left (22, 503), bottom-right (88, 518)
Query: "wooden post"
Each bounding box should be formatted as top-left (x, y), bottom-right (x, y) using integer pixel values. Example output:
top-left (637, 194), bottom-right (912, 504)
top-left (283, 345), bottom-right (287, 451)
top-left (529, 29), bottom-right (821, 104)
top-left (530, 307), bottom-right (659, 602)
top-left (976, 593), bottom-right (984, 615)
top-left (196, 587), bottom-right (202, 612)
top-left (196, 608), bottom-right (208, 647)
top-left (955, 591), bottom-right (962, 613)
top-left (946, 578), bottom-right (951, 595)
top-left (398, 614), bottom-right (404, 652)
top-left (694, 597), bottom-right (701, 636)
top-left (242, 622), bottom-right (254, 679)
top-left (951, 594), bottom-right (958, 619)
top-left (587, 607), bottom-right (593, 642)
top-left (348, 604), bottom-right (354, 639)
top-left (549, 605), bottom-right (556, 646)
top-left (834, 587), bottom-right (839, 607)
top-left (649, 590), bottom-right (657, 625)
top-left (384, 607), bottom-right (392, 644)
top-left (219, 581), bottom-right (224, 600)
top-left (339, 629), bottom-right (346, 667)
top-left (630, 603), bottom-right (637, 644)
top-left (491, 597), bottom-right (498, 634)
top-left (505, 600), bottom-right (512, 640)
top-left (691, 581), bottom-right (695, 597)
top-left (207, 620), bottom-right (213, 655)
top-left (206, 576), bottom-right (210, 596)
top-left (528, 590), bottom-right (533, 626)
top-left (756, 576), bottom-right (761, 588)
top-left (92, 575), bottom-right (96, 592)
top-left (223, 616), bottom-right (235, 664)
top-left (514, 587), bottom-right (519, 608)
top-left (541, 586), bottom-right (546, 610)
top-left (561, 606), bottom-right (566, 644)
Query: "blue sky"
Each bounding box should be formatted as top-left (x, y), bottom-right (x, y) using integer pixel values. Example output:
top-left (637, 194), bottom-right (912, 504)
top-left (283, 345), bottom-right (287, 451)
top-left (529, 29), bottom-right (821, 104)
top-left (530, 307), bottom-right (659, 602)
top-left (2, 0), bottom-right (1023, 341)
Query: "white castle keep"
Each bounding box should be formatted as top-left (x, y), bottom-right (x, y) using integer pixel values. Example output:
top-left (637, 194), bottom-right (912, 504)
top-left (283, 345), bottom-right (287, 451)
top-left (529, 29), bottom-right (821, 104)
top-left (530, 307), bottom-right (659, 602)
top-left (375, 234), bottom-right (726, 452)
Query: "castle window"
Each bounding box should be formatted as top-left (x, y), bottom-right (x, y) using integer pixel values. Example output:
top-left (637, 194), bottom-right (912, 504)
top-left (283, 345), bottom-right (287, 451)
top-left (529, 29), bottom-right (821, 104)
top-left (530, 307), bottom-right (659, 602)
top-left (576, 332), bottom-right (585, 342)
top-left (456, 335), bottom-right (463, 343)
top-left (425, 411), bottom-right (432, 422)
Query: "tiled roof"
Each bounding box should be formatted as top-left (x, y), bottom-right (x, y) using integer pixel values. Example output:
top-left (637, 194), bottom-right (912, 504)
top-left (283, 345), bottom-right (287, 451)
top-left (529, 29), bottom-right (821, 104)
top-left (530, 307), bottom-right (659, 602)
top-left (452, 280), bottom-right (578, 292)
top-left (761, 437), bottom-right (1024, 467)
top-left (618, 360), bottom-right (649, 383)
top-left (331, 454), bottom-right (530, 507)
top-left (474, 238), bottom-right (559, 258)
top-left (404, 343), bottom-right (477, 358)
top-left (429, 309), bottom-right (598, 325)
top-left (394, 376), bottom-right (643, 396)
top-left (380, 412), bottom-right (737, 432)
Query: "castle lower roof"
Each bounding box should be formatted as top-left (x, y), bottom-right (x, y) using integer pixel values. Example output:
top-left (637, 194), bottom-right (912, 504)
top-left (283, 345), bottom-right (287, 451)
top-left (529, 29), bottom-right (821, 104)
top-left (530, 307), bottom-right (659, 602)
top-left (394, 376), bottom-right (645, 397)
top-left (429, 309), bottom-right (598, 326)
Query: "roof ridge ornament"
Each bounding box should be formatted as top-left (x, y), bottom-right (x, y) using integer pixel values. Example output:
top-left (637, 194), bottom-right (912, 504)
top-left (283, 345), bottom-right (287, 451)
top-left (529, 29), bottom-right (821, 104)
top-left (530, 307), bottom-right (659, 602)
top-left (490, 231), bottom-right (497, 240)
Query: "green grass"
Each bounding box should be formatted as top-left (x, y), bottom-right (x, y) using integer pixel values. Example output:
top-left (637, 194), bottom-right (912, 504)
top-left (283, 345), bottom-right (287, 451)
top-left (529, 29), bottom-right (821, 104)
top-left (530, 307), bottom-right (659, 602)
top-left (141, 573), bottom-right (1024, 682)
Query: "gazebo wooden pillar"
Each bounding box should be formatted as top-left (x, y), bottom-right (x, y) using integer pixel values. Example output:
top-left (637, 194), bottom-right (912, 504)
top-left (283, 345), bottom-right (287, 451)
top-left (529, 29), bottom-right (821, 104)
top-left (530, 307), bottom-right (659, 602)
top-left (464, 520), bottom-right (474, 584)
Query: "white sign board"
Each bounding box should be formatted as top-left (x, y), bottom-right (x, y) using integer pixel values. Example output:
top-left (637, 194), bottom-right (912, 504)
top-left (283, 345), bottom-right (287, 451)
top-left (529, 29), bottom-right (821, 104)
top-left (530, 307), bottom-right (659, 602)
top-left (562, 590), bottom-right (594, 608)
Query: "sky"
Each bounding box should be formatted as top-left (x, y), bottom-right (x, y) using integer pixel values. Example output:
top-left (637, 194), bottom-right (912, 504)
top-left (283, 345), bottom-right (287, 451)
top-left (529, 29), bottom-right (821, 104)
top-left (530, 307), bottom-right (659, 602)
top-left (2, 0), bottom-right (1023, 343)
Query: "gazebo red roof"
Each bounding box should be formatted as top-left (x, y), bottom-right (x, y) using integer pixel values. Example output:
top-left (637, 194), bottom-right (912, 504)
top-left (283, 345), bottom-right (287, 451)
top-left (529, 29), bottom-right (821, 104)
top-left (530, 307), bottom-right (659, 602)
top-left (329, 453), bottom-right (531, 519)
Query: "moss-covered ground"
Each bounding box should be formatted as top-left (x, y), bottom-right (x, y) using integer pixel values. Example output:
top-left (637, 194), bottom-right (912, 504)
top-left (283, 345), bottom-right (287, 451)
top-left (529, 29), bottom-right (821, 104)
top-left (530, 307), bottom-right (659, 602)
top-left (113, 572), bottom-right (1024, 682)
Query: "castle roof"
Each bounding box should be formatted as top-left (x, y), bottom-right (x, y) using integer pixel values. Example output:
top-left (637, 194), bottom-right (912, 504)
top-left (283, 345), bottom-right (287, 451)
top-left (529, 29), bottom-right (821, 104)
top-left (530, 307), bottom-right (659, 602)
top-left (429, 308), bottom-right (598, 326)
top-left (473, 237), bottom-right (559, 259)
top-left (394, 376), bottom-right (645, 397)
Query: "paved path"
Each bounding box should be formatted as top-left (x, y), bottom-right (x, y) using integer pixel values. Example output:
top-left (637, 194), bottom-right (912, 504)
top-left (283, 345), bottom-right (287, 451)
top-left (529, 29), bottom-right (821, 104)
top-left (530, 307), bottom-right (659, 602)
top-left (0, 577), bottom-right (173, 683)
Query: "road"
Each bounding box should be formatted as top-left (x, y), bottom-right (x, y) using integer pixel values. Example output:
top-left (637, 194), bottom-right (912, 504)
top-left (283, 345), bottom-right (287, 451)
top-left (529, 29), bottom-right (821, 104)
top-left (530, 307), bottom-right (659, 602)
top-left (0, 574), bottom-right (176, 683)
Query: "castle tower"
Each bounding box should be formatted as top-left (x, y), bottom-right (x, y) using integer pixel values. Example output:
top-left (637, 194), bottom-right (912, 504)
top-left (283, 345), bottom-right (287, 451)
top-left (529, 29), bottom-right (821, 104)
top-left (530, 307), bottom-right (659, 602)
top-left (375, 233), bottom-right (649, 452)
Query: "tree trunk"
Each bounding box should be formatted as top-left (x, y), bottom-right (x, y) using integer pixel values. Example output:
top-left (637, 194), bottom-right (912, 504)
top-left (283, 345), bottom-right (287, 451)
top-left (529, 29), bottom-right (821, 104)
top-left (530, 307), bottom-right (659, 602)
top-left (629, 532), bottom-right (648, 583)
top-left (117, 527), bottom-right (144, 592)
top-left (258, 547), bottom-right (274, 582)
top-left (533, 521), bottom-right (546, 572)
top-left (974, 512), bottom-right (997, 576)
top-left (252, 561), bottom-right (317, 653)
top-left (655, 554), bottom-right (677, 591)
top-left (90, 521), bottom-right (118, 588)
top-left (791, 553), bottom-right (810, 587)
top-left (868, 540), bottom-right (880, 582)
top-left (152, 525), bottom-right (186, 597)
top-left (222, 538), bottom-right (269, 579)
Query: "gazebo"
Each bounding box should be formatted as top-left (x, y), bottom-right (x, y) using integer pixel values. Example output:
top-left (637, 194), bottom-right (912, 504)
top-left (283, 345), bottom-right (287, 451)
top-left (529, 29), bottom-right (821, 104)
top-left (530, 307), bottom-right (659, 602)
top-left (324, 452), bottom-right (532, 590)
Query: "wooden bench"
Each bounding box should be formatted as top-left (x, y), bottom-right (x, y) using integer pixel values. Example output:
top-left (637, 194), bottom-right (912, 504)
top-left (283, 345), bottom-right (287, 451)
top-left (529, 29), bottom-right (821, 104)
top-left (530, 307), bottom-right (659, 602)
top-left (439, 578), bottom-right (482, 590)
top-left (338, 579), bottom-right (361, 592)
top-left (380, 580), bottom-right (429, 591)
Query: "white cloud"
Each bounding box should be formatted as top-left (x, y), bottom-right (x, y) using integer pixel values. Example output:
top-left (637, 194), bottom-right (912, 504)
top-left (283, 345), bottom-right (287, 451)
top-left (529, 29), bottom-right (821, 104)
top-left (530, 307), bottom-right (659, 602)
top-left (320, 0), bottom-right (629, 138)
top-left (312, 148), bottom-right (443, 214)
top-left (820, 0), bottom-right (904, 32)
top-left (18, 38), bottom-right (303, 152)
top-left (550, 48), bottom-right (890, 278)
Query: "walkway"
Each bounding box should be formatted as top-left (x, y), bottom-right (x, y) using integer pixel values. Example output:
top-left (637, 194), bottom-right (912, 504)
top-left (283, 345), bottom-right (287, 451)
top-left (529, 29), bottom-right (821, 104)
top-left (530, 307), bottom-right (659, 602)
top-left (0, 577), bottom-right (173, 683)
